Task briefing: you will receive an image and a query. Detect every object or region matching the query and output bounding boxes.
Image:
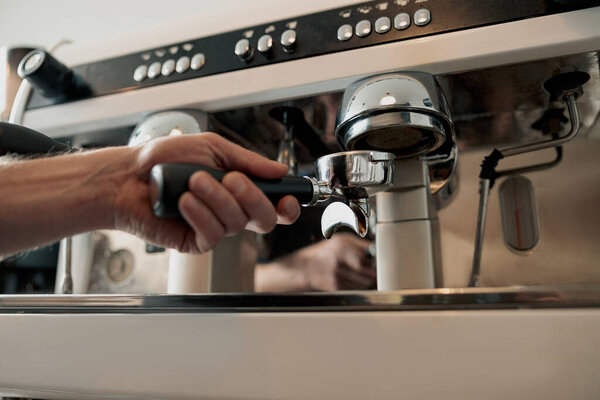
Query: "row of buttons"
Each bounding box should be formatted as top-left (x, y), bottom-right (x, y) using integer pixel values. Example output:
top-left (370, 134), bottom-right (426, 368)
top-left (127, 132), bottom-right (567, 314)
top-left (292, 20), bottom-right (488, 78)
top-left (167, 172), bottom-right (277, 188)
top-left (234, 29), bottom-right (297, 62)
top-left (337, 8), bottom-right (431, 41)
top-left (133, 53), bottom-right (206, 82)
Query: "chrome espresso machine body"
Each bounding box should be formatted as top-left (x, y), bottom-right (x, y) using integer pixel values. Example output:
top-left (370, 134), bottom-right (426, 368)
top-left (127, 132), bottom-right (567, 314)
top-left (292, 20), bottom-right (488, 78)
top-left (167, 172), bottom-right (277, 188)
top-left (1, 0), bottom-right (600, 399)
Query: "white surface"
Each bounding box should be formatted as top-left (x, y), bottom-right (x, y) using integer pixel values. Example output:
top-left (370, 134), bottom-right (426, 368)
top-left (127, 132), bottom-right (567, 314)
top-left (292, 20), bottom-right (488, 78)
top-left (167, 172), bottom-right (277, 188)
top-left (0, 0), bottom-right (267, 49)
top-left (1, 309), bottom-right (599, 399)
top-left (18, 6), bottom-right (600, 136)
top-left (167, 251), bottom-right (210, 293)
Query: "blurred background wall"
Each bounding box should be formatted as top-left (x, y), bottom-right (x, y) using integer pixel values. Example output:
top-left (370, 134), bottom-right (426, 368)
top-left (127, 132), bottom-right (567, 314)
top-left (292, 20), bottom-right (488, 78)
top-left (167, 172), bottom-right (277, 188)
top-left (0, 0), bottom-right (248, 48)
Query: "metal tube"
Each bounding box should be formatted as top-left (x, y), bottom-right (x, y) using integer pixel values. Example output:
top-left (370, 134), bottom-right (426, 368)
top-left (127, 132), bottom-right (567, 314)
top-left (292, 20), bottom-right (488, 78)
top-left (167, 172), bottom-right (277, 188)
top-left (501, 94), bottom-right (580, 157)
top-left (469, 178), bottom-right (491, 287)
top-left (61, 237), bottom-right (73, 294)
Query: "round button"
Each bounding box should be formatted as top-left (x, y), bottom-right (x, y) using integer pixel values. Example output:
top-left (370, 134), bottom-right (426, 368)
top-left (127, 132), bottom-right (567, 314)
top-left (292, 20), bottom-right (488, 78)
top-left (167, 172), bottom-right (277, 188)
top-left (147, 62), bottom-right (162, 79)
top-left (191, 53), bottom-right (206, 70)
top-left (133, 65), bottom-right (148, 82)
top-left (414, 9), bottom-right (431, 26)
top-left (280, 29), bottom-right (297, 53)
top-left (394, 13), bottom-right (411, 30)
top-left (257, 34), bottom-right (273, 54)
top-left (375, 17), bottom-right (391, 34)
top-left (356, 20), bottom-right (371, 37)
top-left (176, 56), bottom-right (190, 73)
top-left (337, 24), bottom-right (353, 41)
top-left (235, 38), bottom-right (253, 61)
top-left (161, 59), bottom-right (175, 76)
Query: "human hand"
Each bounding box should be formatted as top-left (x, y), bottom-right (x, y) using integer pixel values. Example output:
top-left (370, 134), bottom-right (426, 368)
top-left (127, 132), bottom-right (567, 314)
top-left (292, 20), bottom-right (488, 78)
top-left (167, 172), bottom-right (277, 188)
top-left (300, 233), bottom-right (375, 291)
top-left (114, 133), bottom-right (301, 253)
top-left (256, 233), bottom-right (375, 292)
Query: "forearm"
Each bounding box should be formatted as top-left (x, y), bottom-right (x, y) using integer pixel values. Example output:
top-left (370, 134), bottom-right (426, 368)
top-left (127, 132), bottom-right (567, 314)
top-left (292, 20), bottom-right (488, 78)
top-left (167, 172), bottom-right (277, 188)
top-left (0, 146), bottom-right (137, 255)
top-left (255, 256), bottom-right (310, 293)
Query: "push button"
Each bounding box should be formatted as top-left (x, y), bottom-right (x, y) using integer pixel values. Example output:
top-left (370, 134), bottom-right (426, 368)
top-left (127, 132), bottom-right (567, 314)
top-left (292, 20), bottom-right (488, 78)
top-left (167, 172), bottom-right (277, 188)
top-left (280, 29), bottom-right (297, 53)
top-left (147, 62), bottom-right (161, 79)
top-left (257, 34), bottom-right (274, 54)
top-left (337, 24), bottom-right (353, 41)
top-left (414, 9), bottom-right (431, 26)
top-left (176, 56), bottom-right (190, 73)
top-left (235, 39), bottom-right (253, 61)
top-left (356, 20), bottom-right (371, 37)
top-left (133, 65), bottom-right (148, 82)
top-left (375, 17), bottom-right (391, 34)
top-left (394, 13), bottom-right (410, 30)
top-left (191, 53), bottom-right (205, 70)
top-left (161, 59), bottom-right (175, 76)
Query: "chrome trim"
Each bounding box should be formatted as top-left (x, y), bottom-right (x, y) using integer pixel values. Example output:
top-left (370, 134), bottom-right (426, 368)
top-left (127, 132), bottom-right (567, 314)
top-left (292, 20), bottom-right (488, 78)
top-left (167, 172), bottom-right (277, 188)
top-left (1, 285), bottom-right (599, 313)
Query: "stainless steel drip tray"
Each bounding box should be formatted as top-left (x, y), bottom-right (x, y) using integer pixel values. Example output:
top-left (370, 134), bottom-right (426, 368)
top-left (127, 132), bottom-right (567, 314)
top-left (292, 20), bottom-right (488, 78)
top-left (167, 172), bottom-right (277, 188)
top-left (2, 285), bottom-right (600, 313)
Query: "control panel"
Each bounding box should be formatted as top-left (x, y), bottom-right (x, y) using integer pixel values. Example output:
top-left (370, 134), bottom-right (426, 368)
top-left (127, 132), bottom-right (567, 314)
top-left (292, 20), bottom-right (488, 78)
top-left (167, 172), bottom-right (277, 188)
top-left (26, 0), bottom-right (595, 110)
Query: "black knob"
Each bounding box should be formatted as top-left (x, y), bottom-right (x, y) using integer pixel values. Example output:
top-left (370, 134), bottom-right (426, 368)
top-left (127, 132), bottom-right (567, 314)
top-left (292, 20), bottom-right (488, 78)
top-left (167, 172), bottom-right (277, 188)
top-left (17, 49), bottom-right (89, 99)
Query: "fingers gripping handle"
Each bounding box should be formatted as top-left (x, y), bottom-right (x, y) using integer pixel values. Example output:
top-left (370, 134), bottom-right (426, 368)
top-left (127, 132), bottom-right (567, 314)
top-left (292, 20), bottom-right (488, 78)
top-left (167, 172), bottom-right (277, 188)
top-left (149, 164), bottom-right (315, 218)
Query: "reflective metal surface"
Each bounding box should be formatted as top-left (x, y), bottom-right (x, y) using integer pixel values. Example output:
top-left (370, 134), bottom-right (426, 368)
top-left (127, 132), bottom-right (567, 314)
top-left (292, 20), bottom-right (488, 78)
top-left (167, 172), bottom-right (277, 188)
top-left (128, 110), bottom-right (206, 146)
top-left (1, 285), bottom-right (599, 313)
top-left (315, 150), bottom-right (394, 237)
top-left (335, 72), bottom-right (453, 158)
top-left (321, 199), bottom-right (369, 238)
top-left (1, 47), bottom-right (33, 122)
top-left (315, 150), bottom-right (395, 199)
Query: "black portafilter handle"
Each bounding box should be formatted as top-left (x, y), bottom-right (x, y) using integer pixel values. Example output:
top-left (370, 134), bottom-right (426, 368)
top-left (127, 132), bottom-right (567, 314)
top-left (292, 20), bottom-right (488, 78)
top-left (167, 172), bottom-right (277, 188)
top-left (149, 163), bottom-right (316, 218)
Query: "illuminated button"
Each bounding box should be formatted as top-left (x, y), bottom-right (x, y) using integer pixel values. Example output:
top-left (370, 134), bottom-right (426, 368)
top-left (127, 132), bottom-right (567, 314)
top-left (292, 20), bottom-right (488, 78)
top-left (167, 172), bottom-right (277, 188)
top-left (337, 24), bottom-right (353, 41)
top-left (235, 38), bottom-right (253, 61)
top-left (190, 53), bottom-right (205, 70)
top-left (414, 9), bottom-right (431, 26)
top-left (133, 65), bottom-right (148, 82)
top-left (182, 43), bottom-right (194, 52)
top-left (356, 20), bottom-right (371, 37)
top-left (375, 16), bottom-right (391, 34)
top-left (394, 13), bottom-right (410, 30)
top-left (176, 56), bottom-right (190, 73)
top-left (147, 62), bottom-right (162, 79)
top-left (141, 52), bottom-right (151, 61)
top-left (161, 59), bottom-right (175, 76)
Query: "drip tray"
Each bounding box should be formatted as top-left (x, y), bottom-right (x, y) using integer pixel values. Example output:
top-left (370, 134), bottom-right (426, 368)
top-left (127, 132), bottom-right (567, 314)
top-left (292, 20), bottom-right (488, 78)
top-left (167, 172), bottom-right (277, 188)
top-left (1, 285), bottom-right (600, 313)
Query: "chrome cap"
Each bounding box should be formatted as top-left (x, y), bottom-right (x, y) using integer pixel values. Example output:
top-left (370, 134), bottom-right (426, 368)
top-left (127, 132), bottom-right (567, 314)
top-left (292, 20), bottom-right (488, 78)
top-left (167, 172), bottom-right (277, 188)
top-left (335, 72), bottom-right (453, 158)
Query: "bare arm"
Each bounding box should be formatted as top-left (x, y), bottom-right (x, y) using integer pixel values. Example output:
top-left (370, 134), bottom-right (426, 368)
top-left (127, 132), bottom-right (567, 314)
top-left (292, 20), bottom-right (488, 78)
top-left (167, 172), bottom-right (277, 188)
top-left (0, 133), bottom-right (300, 256)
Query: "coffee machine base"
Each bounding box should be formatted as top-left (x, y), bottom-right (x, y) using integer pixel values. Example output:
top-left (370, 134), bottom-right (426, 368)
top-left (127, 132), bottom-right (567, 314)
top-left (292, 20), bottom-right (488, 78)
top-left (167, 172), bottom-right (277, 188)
top-left (1, 286), bottom-right (599, 399)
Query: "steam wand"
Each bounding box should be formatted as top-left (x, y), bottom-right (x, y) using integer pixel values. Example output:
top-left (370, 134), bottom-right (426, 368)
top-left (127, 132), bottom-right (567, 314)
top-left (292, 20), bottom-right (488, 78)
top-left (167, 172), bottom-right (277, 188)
top-left (469, 71), bottom-right (589, 287)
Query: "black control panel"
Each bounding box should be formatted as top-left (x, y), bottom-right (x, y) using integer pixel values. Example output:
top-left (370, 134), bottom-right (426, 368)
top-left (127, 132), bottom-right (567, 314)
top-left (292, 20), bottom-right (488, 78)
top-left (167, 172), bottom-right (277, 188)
top-left (26, 0), bottom-right (596, 110)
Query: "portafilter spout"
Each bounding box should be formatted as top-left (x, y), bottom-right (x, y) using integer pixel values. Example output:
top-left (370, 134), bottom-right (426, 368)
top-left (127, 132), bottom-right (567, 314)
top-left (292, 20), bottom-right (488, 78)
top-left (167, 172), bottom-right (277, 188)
top-left (315, 150), bottom-right (395, 238)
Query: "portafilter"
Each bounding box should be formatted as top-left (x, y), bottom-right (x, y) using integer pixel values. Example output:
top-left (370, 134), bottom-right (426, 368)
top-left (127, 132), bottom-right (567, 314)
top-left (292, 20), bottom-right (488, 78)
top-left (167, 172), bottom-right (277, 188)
top-left (149, 150), bottom-right (395, 238)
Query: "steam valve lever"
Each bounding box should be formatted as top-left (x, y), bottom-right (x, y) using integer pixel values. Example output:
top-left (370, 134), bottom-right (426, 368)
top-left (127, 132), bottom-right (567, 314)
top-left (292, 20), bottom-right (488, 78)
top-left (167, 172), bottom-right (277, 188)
top-left (149, 164), bottom-right (327, 218)
top-left (17, 49), bottom-right (89, 100)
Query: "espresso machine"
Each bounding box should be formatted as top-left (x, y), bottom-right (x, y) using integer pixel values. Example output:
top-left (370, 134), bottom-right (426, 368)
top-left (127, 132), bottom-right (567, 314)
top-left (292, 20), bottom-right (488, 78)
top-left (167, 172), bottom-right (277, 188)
top-left (1, 0), bottom-right (600, 398)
